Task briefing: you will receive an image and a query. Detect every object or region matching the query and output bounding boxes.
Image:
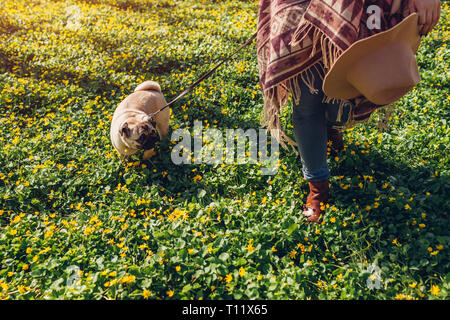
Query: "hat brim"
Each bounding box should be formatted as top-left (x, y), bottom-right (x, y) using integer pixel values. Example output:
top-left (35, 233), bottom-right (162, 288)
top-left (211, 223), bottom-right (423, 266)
top-left (323, 13), bottom-right (421, 100)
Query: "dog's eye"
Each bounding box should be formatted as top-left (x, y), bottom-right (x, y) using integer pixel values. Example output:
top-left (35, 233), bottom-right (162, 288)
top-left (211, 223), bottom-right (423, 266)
top-left (148, 118), bottom-right (156, 127)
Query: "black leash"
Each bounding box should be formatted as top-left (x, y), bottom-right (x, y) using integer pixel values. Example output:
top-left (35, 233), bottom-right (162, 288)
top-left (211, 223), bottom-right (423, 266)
top-left (148, 31), bottom-right (257, 118)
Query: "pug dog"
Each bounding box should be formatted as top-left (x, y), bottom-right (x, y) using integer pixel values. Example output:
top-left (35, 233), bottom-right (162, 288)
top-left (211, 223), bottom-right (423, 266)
top-left (110, 81), bottom-right (170, 161)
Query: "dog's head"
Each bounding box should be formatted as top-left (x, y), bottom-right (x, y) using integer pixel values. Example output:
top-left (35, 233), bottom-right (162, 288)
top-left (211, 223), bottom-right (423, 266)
top-left (119, 115), bottom-right (160, 151)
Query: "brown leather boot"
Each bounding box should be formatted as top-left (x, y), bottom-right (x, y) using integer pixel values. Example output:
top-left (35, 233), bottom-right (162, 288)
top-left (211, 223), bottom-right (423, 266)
top-left (327, 127), bottom-right (344, 154)
top-left (302, 180), bottom-right (329, 223)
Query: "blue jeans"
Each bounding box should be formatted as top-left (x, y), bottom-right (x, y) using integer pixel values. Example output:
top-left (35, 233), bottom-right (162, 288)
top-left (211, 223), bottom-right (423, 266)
top-left (292, 65), bottom-right (350, 182)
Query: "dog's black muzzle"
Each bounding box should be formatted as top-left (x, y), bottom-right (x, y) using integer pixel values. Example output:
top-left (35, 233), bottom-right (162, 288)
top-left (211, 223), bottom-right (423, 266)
top-left (138, 133), bottom-right (160, 150)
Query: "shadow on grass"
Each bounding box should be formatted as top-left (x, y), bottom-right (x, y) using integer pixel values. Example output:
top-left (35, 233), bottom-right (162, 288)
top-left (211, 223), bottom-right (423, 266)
top-left (326, 140), bottom-right (449, 274)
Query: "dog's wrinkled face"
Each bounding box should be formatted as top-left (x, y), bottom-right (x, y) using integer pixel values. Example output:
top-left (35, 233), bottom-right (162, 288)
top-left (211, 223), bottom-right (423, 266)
top-left (119, 117), bottom-right (159, 151)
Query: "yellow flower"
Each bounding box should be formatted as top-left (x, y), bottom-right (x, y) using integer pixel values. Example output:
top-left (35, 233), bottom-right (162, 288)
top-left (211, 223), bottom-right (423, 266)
top-left (330, 217), bottom-right (336, 223)
top-left (409, 283), bottom-right (417, 288)
top-left (84, 226), bottom-right (93, 235)
top-left (166, 290), bottom-right (174, 297)
top-left (142, 289), bottom-right (151, 299)
top-left (395, 294), bottom-right (405, 300)
top-left (18, 285), bottom-right (27, 294)
top-left (238, 267), bottom-right (246, 277)
top-left (120, 274), bottom-right (136, 284)
top-left (175, 265), bottom-right (181, 272)
top-left (225, 274), bottom-right (233, 283)
top-left (430, 285), bottom-right (440, 297)
top-left (0, 282), bottom-right (8, 291)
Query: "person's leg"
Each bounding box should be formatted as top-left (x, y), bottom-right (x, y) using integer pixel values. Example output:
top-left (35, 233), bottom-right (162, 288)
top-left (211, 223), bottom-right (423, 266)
top-left (291, 66), bottom-right (330, 223)
top-left (291, 72), bottom-right (329, 182)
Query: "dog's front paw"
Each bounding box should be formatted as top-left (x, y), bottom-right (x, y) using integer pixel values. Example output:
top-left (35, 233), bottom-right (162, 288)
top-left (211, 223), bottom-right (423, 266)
top-left (142, 149), bottom-right (156, 160)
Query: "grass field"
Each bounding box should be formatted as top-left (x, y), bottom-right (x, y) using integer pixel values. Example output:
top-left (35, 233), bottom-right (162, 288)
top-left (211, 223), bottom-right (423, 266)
top-left (0, 0), bottom-right (448, 300)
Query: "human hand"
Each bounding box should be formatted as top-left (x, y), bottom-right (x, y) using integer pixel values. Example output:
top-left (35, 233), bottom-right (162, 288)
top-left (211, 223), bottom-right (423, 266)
top-left (408, 0), bottom-right (441, 35)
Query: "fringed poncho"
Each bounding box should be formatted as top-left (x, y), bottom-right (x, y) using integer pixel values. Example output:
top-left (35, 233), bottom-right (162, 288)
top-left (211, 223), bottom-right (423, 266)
top-left (257, 0), bottom-right (411, 152)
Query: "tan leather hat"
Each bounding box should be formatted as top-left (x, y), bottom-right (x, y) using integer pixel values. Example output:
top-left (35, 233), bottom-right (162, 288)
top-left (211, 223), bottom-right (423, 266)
top-left (323, 13), bottom-right (422, 106)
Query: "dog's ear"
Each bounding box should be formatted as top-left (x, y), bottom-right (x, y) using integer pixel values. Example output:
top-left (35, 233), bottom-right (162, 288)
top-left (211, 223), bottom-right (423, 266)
top-left (120, 122), bottom-right (131, 138)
